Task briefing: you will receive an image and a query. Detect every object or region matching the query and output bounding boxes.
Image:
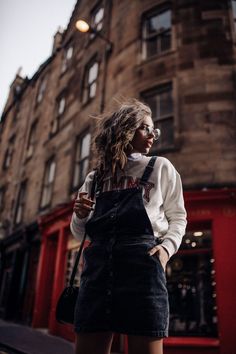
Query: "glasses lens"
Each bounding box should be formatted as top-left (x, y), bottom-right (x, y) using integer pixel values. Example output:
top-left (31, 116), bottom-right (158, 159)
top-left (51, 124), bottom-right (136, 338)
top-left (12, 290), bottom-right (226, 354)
top-left (153, 128), bottom-right (160, 140)
top-left (140, 125), bottom-right (160, 140)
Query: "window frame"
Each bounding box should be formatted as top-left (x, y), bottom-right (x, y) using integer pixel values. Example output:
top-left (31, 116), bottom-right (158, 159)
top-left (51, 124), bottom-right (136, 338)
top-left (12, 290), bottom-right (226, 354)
top-left (39, 157), bottom-right (56, 209)
top-left (90, 3), bottom-right (105, 40)
top-left (36, 76), bottom-right (47, 104)
top-left (61, 44), bottom-right (74, 74)
top-left (14, 181), bottom-right (27, 225)
top-left (26, 120), bottom-right (38, 160)
top-left (82, 58), bottom-right (99, 104)
top-left (141, 83), bottom-right (175, 151)
top-left (142, 4), bottom-right (172, 60)
top-left (50, 94), bottom-right (67, 136)
top-left (71, 130), bottom-right (92, 191)
top-left (3, 135), bottom-right (15, 170)
top-left (166, 221), bottom-right (218, 338)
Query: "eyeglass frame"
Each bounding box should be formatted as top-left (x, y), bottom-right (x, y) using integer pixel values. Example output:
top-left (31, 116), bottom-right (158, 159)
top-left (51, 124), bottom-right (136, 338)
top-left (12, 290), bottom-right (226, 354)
top-left (138, 124), bottom-right (161, 141)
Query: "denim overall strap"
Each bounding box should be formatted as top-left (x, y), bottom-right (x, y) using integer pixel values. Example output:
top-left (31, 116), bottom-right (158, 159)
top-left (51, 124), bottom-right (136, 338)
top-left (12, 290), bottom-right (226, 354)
top-left (139, 156), bottom-right (157, 185)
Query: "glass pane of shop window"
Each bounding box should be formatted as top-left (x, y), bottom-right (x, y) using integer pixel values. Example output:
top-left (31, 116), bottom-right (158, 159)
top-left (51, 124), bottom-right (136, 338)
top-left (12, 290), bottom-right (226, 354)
top-left (166, 227), bottom-right (218, 337)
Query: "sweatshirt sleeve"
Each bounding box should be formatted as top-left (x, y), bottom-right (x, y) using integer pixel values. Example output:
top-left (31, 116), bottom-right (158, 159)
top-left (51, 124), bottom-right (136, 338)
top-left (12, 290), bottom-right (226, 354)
top-left (160, 159), bottom-right (187, 258)
top-left (70, 171), bottom-right (95, 241)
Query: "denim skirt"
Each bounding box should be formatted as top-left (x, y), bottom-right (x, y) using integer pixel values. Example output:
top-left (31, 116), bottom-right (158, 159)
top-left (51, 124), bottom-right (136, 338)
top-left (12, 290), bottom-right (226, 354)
top-left (74, 234), bottom-right (169, 337)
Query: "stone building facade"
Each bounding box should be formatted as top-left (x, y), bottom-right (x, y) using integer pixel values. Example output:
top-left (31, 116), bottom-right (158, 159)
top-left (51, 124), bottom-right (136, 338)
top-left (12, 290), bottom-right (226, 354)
top-left (0, 1), bottom-right (236, 353)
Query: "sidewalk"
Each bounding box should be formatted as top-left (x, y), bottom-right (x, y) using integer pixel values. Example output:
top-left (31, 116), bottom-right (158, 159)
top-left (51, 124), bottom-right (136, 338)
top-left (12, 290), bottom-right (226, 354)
top-left (0, 319), bottom-right (74, 354)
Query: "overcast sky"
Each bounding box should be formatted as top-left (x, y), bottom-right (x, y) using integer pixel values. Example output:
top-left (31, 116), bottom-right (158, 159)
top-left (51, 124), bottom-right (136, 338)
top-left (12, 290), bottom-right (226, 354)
top-left (0, 0), bottom-right (77, 116)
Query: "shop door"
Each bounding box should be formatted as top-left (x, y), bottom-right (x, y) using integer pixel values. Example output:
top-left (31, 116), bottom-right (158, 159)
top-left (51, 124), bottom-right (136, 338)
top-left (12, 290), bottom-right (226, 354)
top-left (41, 233), bottom-right (58, 327)
top-left (21, 242), bottom-right (40, 324)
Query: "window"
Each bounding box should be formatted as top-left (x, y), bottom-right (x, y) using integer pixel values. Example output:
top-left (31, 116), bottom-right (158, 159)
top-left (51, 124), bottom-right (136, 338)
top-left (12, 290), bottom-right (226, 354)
top-left (14, 181), bottom-right (27, 225)
top-left (58, 97), bottom-right (66, 116)
top-left (142, 6), bottom-right (171, 59)
top-left (0, 187), bottom-right (5, 212)
top-left (166, 224), bottom-right (218, 337)
top-left (90, 5), bottom-right (104, 40)
top-left (83, 60), bottom-right (99, 103)
top-left (72, 131), bottom-right (91, 189)
top-left (61, 45), bottom-right (73, 74)
top-left (50, 96), bottom-right (66, 135)
top-left (232, 1), bottom-right (236, 30)
top-left (3, 135), bottom-right (15, 169)
top-left (40, 158), bottom-right (56, 208)
top-left (36, 77), bottom-right (47, 104)
top-left (51, 117), bottom-right (59, 135)
top-left (26, 121), bottom-right (37, 159)
top-left (142, 84), bottom-right (174, 149)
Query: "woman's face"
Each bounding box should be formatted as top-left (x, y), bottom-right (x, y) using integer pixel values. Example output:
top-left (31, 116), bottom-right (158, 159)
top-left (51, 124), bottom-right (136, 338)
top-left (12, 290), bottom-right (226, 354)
top-left (130, 115), bottom-right (155, 154)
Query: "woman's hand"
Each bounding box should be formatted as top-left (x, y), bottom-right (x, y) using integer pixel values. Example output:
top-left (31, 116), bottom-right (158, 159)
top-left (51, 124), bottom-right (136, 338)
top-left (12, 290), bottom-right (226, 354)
top-left (148, 245), bottom-right (169, 271)
top-left (73, 192), bottom-right (95, 219)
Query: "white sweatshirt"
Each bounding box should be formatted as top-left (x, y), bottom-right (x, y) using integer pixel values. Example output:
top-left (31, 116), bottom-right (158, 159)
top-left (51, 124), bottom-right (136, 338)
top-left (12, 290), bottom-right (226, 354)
top-left (70, 153), bottom-right (187, 258)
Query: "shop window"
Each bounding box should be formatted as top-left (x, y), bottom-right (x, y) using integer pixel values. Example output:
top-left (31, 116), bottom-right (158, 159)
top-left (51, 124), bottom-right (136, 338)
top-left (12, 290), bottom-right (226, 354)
top-left (40, 158), bottom-right (56, 208)
top-left (166, 223), bottom-right (218, 337)
top-left (72, 131), bottom-right (91, 190)
top-left (26, 121), bottom-right (37, 159)
top-left (142, 6), bottom-right (171, 59)
top-left (61, 45), bottom-right (73, 74)
top-left (3, 135), bottom-right (15, 170)
top-left (82, 59), bottom-right (99, 104)
top-left (142, 84), bottom-right (174, 150)
top-left (14, 181), bottom-right (27, 225)
top-left (90, 5), bottom-right (104, 40)
top-left (36, 77), bottom-right (47, 104)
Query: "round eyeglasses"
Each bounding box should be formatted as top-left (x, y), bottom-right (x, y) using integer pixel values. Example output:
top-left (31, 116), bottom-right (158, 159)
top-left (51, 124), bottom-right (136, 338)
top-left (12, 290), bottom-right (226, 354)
top-left (139, 124), bottom-right (161, 140)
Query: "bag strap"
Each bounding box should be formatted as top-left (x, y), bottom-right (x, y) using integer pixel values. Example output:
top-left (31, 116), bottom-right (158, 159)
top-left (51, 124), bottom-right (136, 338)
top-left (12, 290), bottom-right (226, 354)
top-left (69, 170), bottom-right (97, 287)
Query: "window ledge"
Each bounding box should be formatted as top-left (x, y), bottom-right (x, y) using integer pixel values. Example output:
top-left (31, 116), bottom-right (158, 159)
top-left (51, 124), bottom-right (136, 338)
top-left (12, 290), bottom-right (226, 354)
top-left (139, 48), bottom-right (176, 67)
top-left (164, 337), bottom-right (220, 348)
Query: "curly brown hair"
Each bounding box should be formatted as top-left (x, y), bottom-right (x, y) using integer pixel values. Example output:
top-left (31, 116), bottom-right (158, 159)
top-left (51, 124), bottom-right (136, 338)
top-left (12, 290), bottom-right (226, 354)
top-left (93, 99), bottom-right (152, 178)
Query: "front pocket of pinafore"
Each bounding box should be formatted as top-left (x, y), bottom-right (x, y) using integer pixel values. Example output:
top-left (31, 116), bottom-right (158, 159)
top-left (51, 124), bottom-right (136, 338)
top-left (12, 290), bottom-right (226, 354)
top-left (150, 253), bottom-right (166, 273)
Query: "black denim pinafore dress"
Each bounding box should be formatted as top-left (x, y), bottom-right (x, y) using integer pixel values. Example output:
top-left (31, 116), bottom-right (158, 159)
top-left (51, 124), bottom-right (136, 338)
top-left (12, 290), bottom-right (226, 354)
top-left (74, 157), bottom-right (169, 337)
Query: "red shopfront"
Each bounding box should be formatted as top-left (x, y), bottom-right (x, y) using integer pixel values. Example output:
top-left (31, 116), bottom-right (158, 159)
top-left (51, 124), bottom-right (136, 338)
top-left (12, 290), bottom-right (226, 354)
top-left (32, 189), bottom-right (236, 354)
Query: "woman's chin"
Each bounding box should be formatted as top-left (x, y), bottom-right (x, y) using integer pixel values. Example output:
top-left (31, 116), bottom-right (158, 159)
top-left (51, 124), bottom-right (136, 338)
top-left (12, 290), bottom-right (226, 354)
top-left (143, 147), bottom-right (151, 154)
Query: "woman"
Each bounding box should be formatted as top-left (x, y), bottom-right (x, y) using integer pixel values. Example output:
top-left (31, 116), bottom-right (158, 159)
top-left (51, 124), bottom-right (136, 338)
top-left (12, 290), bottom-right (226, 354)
top-left (70, 99), bottom-right (187, 354)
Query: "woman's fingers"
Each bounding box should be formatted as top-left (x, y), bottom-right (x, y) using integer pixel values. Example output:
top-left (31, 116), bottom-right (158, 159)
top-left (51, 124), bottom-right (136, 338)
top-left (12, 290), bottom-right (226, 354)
top-left (74, 192), bottom-right (95, 218)
top-left (148, 245), bottom-right (169, 271)
top-left (74, 203), bottom-right (94, 212)
top-left (148, 245), bottom-right (161, 256)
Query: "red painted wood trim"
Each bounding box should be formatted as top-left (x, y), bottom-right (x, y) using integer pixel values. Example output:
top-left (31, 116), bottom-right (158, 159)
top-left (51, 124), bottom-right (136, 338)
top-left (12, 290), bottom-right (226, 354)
top-left (164, 337), bottom-right (220, 347)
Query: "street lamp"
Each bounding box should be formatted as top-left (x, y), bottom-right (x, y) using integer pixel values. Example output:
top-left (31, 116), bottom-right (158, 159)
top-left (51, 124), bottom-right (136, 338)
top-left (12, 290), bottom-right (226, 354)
top-left (75, 19), bottom-right (113, 53)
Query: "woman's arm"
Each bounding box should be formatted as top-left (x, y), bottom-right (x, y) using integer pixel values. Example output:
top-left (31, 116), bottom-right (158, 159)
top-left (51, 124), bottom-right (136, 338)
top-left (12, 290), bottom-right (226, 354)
top-left (161, 161), bottom-right (187, 258)
top-left (70, 171), bottom-right (96, 241)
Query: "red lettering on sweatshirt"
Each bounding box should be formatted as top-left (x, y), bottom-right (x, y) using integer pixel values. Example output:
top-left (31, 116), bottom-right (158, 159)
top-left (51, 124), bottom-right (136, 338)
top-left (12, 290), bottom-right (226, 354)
top-left (102, 176), bottom-right (154, 202)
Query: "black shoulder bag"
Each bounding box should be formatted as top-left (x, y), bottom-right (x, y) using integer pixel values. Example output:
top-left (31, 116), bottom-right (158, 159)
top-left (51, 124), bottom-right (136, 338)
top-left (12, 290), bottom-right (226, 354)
top-left (56, 171), bottom-right (97, 325)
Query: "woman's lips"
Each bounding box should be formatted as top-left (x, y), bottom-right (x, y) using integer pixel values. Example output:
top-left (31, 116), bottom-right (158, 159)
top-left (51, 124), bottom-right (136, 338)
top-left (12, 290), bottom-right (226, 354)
top-left (146, 140), bottom-right (153, 147)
